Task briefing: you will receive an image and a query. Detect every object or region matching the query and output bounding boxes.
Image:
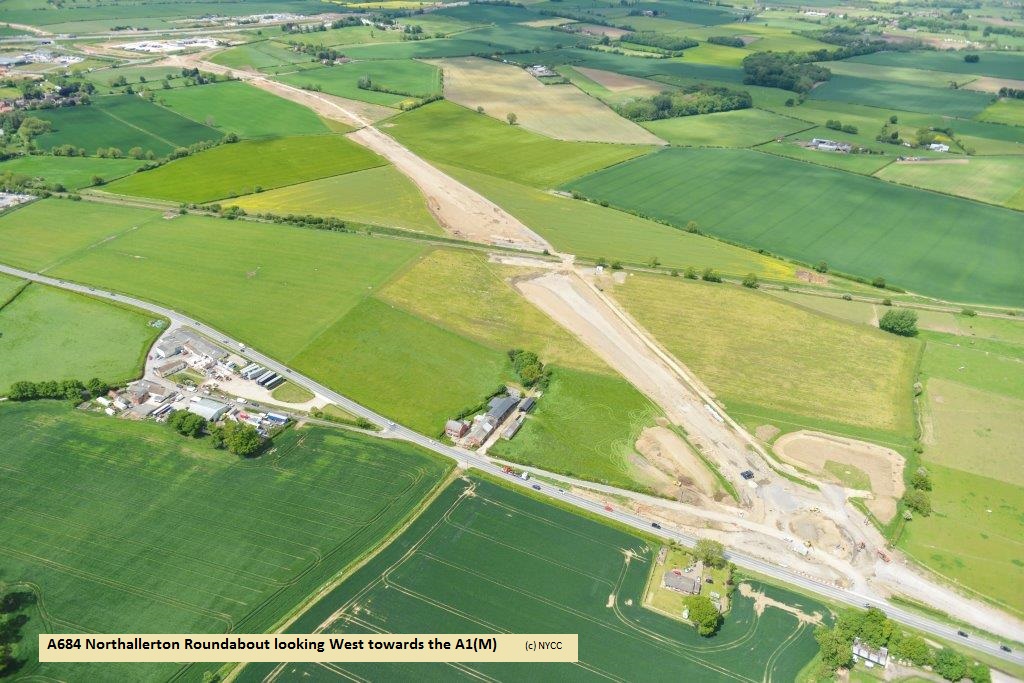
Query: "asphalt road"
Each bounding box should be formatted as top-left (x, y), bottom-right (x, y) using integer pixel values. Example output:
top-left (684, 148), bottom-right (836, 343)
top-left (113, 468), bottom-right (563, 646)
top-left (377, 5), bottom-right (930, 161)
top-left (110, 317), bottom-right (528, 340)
top-left (2, 263), bottom-right (1020, 665)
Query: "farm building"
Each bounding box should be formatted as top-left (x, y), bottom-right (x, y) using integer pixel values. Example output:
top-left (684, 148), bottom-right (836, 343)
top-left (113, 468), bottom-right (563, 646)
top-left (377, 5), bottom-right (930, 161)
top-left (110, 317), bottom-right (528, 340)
top-left (445, 419), bottom-right (469, 438)
top-left (183, 333), bottom-right (228, 361)
top-left (519, 396), bottom-right (536, 413)
top-left (502, 416), bottom-right (525, 440)
top-left (487, 395), bottom-right (519, 424)
top-left (810, 138), bottom-right (851, 153)
top-left (662, 569), bottom-right (700, 595)
top-left (154, 338), bottom-right (183, 359)
top-left (852, 638), bottom-right (889, 668)
top-left (187, 397), bottom-right (230, 421)
top-left (155, 359), bottom-right (187, 377)
top-left (127, 380), bottom-right (165, 405)
top-left (928, 143), bottom-right (950, 153)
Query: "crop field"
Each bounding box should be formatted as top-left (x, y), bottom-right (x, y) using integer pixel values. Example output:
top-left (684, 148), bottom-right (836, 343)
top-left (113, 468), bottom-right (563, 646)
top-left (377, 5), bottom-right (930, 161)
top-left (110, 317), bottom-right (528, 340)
top-left (340, 24), bottom-right (584, 61)
top-left (154, 81), bottom-right (331, 138)
top-left (387, 101), bottom-right (654, 187)
top-left (33, 95), bottom-right (220, 156)
top-left (229, 166), bottom-right (442, 234)
top-left (0, 155), bottom-right (141, 189)
top-left (490, 366), bottom-right (661, 488)
top-left (767, 290), bottom-right (877, 326)
top-left (430, 56), bottom-right (663, 144)
top-left (561, 66), bottom-right (665, 106)
top-left (290, 297), bottom-right (509, 435)
top-left (48, 214), bottom-right (422, 360)
top-left (276, 59), bottom-right (441, 107)
top-left (979, 98), bottom-right (1024, 126)
top-left (683, 41), bottom-right (750, 67)
top-left (808, 75), bottom-right (991, 119)
top-left (537, 0), bottom-right (737, 26)
top-left (612, 274), bottom-right (919, 439)
top-left (0, 401), bottom-right (451, 681)
top-left (314, 25), bottom-right (407, 47)
top-left (0, 272), bottom-right (24, 306)
top-left (0, 199), bottom-right (162, 271)
top-left (642, 108), bottom-right (812, 148)
top-left (567, 148), bottom-right (1024, 306)
top-left (848, 50), bottom-right (1024, 81)
top-left (239, 477), bottom-right (824, 683)
top-left (0, 284), bottom-right (158, 394)
top-left (84, 65), bottom-right (191, 91)
top-left (876, 157), bottom-right (1024, 209)
top-left (105, 135), bottom-right (385, 203)
top-left (822, 60), bottom-right (978, 89)
top-left (515, 47), bottom-right (745, 85)
top-left (444, 165), bottom-right (798, 281)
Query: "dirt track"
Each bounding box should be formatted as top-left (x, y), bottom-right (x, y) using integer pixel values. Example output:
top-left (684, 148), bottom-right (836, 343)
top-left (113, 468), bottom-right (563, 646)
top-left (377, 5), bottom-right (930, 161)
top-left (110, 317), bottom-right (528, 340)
top-left (174, 57), bottom-right (551, 250)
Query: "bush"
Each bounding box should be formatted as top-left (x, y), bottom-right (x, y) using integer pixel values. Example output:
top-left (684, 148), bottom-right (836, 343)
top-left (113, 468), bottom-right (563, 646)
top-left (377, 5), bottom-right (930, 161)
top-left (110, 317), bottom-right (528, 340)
top-left (686, 595), bottom-right (722, 636)
top-left (741, 273), bottom-right (758, 288)
top-left (960, 307), bottom-right (977, 317)
top-left (903, 489), bottom-right (931, 516)
top-left (701, 268), bottom-right (722, 283)
top-left (934, 648), bottom-right (968, 681)
top-left (508, 349), bottom-right (550, 388)
top-left (871, 276), bottom-right (886, 288)
top-left (879, 308), bottom-right (918, 337)
top-left (910, 466), bottom-right (931, 491)
top-left (684, 267), bottom-right (697, 279)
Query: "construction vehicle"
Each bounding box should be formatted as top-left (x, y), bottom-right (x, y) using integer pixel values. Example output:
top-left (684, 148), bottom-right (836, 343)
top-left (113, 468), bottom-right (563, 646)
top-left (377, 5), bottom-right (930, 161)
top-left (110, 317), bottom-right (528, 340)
top-left (502, 465), bottom-right (514, 475)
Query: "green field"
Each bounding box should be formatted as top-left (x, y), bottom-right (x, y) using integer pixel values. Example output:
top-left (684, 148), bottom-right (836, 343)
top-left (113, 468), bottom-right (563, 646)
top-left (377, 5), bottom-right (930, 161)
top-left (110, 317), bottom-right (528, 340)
top-left (154, 80), bottom-right (332, 138)
top-left (0, 155), bottom-right (142, 189)
top-left (209, 39), bottom-right (314, 72)
top-left (239, 476), bottom-right (825, 682)
top-left (229, 165), bottom-right (442, 233)
top-left (0, 284), bottom-right (158, 394)
top-left (902, 324), bottom-right (1024, 615)
top-left (490, 365), bottom-right (661, 488)
top-left (641, 108), bottom-right (813, 148)
top-left (848, 50), bottom-right (1024, 81)
top-left (808, 75), bottom-right (992, 119)
top-left (276, 59), bottom-right (441, 107)
top-left (612, 274), bottom-right (920, 439)
top-left (105, 135), bottom-right (385, 203)
top-left (567, 147), bottom-right (1024, 306)
top-left (0, 199), bottom-right (162, 271)
top-left (33, 95), bottom-right (221, 156)
top-left (340, 23), bottom-right (585, 61)
top-left (290, 297), bottom-right (509, 435)
top-left (270, 381), bottom-right (315, 404)
top-left (46, 213), bottom-right (422, 362)
top-left (979, 98), bottom-right (1024, 127)
top-left (444, 165), bottom-right (799, 281)
top-left (901, 464), bottom-right (1024, 616)
top-left (387, 100), bottom-right (653, 187)
top-left (377, 249), bottom-right (609, 374)
top-left (876, 156), bottom-right (1024, 210)
top-left (0, 401), bottom-right (451, 681)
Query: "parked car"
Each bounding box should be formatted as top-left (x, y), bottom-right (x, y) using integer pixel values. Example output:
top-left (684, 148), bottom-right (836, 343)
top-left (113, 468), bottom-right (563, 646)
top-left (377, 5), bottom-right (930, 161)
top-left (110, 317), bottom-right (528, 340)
top-left (957, 630), bottom-right (969, 638)
top-left (651, 522), bottom-right (661, 529)
top-left (1000, 645), bottom-right (1012, 653)
top-left (531, 484), bottom-right (540, 491)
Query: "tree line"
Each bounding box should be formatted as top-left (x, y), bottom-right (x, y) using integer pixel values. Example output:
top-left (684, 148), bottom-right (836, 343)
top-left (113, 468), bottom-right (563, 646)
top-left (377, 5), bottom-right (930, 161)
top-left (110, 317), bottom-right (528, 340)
top-left (615, 86), bottom-right (751, 121)
top-left (6, 378), bottom-right (110, 402)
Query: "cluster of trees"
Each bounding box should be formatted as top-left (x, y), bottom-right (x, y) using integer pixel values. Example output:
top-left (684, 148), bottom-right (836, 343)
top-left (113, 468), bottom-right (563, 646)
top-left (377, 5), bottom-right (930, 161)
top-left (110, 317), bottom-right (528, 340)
top-left (624, 32), bottom-right (698, 52)
top-left (694, 539), bottom-right (727, 568)
top-left (902, 466), bottom-right (932, 517)
top-left (209, 420), bottom-right (262, 457)
top-left (707, 35), bottom-right (745, 48)
top-left (168, 409), bottom-right (207, 437)
top-left (997, 86), bottom-right (1024, 100)
top-left (741, 52), bottom-right (831, 93)
top-left (167, 408), bottom-right (265, 456)
top-left (983, 24), bottom-right (1024, 38)
top-left (878, 308), bottom-right (918, 337)
top-left (7, 378), bottom-right (109, 402)
top-left (15, 116), bottom-right (51, 141)
top-left (93, 145), bottom-right (156, 160)
top-left (963, 53), bottom-right (980, 63)
top-left (825, 119), bottom-right (858, 134)
top-left (508, 349), bottom-right (550, 388)
top-left (616, 86), bottom-right (751, 121)
top-left (356, 75), bottom-right (420, 99)
top-left (247, 211), bottom-right (351, 233)
top-left (685, 595), bottom-right (722, 636)
top-left (815, 607), bottom-right (988, 681)
top-left (0, 590), bottom-right (36, 677)
top-left (290, 41), bottom-right (345, 63)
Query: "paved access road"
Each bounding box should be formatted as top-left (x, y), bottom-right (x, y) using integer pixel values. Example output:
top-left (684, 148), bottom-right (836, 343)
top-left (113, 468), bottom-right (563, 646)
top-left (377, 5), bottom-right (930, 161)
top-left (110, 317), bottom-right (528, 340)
top-left (2, 263), bottom-right (1020, 666)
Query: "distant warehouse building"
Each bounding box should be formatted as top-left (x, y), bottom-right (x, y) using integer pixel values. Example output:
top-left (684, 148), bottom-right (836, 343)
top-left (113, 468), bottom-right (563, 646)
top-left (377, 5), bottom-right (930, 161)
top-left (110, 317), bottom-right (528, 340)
top-left (187, 397), bottom-right (230, 421)
top-left (156, 359), bottom-right (186, 378)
